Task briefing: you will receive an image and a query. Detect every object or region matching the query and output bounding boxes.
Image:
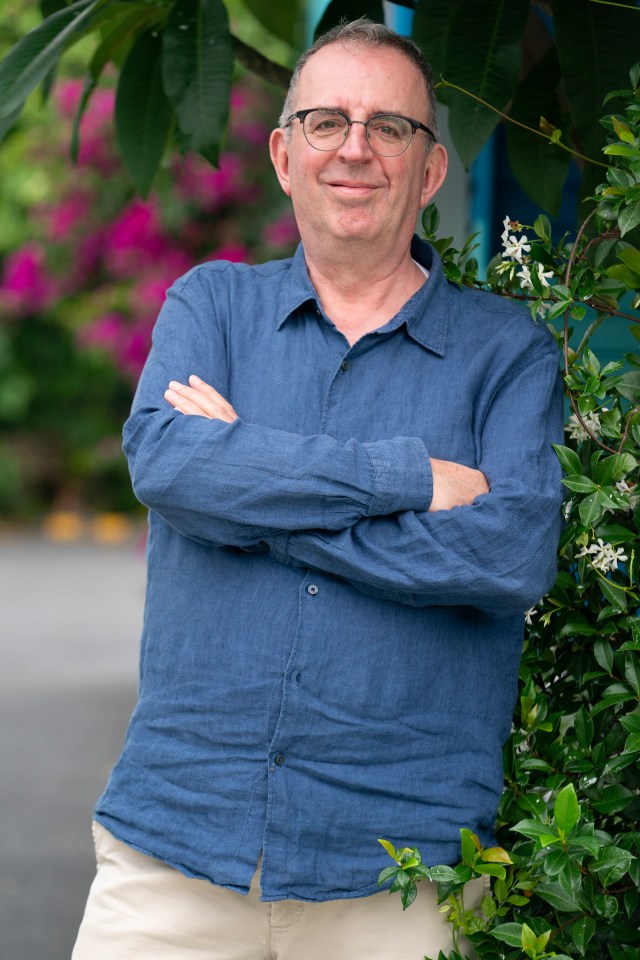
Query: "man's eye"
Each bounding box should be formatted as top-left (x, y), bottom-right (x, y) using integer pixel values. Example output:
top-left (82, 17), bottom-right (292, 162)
top-left (370, 120), bottom-right (403, 140)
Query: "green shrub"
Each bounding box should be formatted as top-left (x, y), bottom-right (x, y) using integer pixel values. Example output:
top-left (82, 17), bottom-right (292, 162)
top-left (379, 65), bottom-right (640, 960)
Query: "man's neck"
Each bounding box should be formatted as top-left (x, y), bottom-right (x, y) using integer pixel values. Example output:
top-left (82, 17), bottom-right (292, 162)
top-left (304, 241), bottom-right (426, 346)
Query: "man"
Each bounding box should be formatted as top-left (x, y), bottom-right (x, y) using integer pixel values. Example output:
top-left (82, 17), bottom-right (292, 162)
top-left (73, 19), bottom-right (563, 960)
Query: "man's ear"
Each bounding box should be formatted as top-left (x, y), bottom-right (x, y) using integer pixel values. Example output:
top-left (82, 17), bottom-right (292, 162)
top-left (420, 143), bottom-right (448, 208)
top-left (269, 128), bottom-right (292, 198)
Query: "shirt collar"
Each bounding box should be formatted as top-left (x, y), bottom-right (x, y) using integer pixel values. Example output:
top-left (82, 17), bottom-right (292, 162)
top-left (276, 236), bottom-right (451, 358)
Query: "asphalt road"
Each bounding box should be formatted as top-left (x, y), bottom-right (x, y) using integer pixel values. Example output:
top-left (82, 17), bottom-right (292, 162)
top-left (0, 534), bottom-right (144, 960)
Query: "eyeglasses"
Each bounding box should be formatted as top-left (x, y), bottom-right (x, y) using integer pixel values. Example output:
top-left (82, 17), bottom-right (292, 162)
top-left (285, 108), bottom-right (436, 157)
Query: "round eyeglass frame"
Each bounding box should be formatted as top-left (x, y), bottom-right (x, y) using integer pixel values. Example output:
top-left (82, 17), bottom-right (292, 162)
top-left (285, 108), bottom-right (437, 157)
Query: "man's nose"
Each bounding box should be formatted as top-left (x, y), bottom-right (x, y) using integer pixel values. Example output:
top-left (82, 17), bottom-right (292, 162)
top-left (336, 120), bottom-right (373, 160)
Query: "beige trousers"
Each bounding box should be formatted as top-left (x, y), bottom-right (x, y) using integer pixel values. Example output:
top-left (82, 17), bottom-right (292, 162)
top-left (72, 822), bottom-right (481, 960)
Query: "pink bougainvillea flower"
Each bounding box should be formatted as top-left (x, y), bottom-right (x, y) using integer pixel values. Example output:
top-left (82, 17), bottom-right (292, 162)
top-left (117, 322), bottom-right (154, 380)
top-left (0, 244), bottom-right (58, 315)
top-left (54, 79), bottom-right (84, 119)
top-left (262, 212), bottom-right (300, 249)
top-left (203, 244), bottom-right (251, 264)
top-left (104, 198), bottom-right (169, 276)
top-left (175, 153), bottom-right (247, 210)
top-left (76, 312), bottom-right (125, 350)
top-left (46, 191), bottom-right (94, 241)
top-left (233, 120), bottom-right (270, 147)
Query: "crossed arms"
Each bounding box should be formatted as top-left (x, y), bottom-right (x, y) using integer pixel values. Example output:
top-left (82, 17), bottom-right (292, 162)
top-left (164, 375), bottom-right (489, 513)
top-left (123, 276), bottom-right (563, 617)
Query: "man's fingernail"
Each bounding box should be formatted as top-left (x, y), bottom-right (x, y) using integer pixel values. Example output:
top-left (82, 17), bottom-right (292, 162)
top-left (189, 374), bottom-right (200, 383)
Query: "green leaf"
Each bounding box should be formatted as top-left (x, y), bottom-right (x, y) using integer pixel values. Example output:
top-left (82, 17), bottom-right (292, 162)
top-left (571, 916), bottom-right (596, 956)
top-left (244, 0), bottom-right (306, 46)
top-left (491, 923), bottom-right (524, 948)
top-left (378, 838), bottom-right (397, 860)
top-left (574, 705), bottom-right (594, 749)
top-left (562, 475), bottom-right (597, 493)
top-left (559, 622), bottom-right (599, 638)
top-left (460, 828), bottom-right (479, 865)
top-left (616, 370), bottom-right (640, 401)
top-left (594, 638), bottom-right (614, 674)
top-left (422, 203), bottom-right (440, 238)
top-left (553, 0), bottom-right (640, 188)
top-left (115, 29), bottom-right (173, 196)
top-left (593, 453), bottom-right (637, 486)
top-left (162, 0), bottom-right (233, 166)
top-left (554, 783), bottom-right (579, 835)
top-left (511, 818), bottom-right (554, 840)
top-left (620, 712), bottom-right (640, 734)
top-left (428, 864), bottom-right (460, 883)
top-left (535, 881), bottom-right (583, 912)
top-left (474, 862), bottom-right (506, 879)
top-left (579, 492), bottom-right (606, 526)
top-left (553, 444), bottom-right (582, 477)
top-left (618, 245), bottom-right (640, 277)
top-left (413, 0), bottom-right (530, 167)
top-left (505, 47), bottom-right (570, 215)
top-left (401, 879), bottom-right (417, 910)
top-left (377, 865), bottom-right (399, 885)
top-left (600, 578), bottom-right (628, 613)
top-left (481, 846), bottom-right (512, 864)
top-left (624, 655), bottom-right (640, 695)
top-left (0, 0), bottom-right (101, 126)
top-left (591, 784), bottom-right (634, 815)
top-left (591, 846), bottom-right (634, 886)
top-left (619, 201), bottom-right (640, 238)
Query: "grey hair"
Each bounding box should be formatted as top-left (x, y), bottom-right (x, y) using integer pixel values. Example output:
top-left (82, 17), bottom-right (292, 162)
top-left (278, 18), bottom-right (438, 144)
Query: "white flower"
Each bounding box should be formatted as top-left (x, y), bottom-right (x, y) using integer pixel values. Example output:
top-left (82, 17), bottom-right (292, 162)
top-left (565, 411), bottom-right (601, 442)
top-left (502, 234), bottom-right (531, 263)
top-left (517, 263), bottom-right (553, 292)
top-left (576, 538), bottom-right (628, 574)
top-left (501, 215), bottom-right (522, 243)
top-left (524, 606), bottom-right (537, 626)
top-left (536, 263), bottom-right (554, 287)
top-left (615, 479), bottom-right (639, 511)
top-left (517, 264), bottom-right (533, 289)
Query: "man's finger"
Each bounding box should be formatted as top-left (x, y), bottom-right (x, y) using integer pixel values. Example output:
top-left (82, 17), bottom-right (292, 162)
top-left (164, 388), bottom-right (211, 417)
top-left (165, 378), bottom-right (238, 422)
top-left (187, 375), bottom-right (238, 420)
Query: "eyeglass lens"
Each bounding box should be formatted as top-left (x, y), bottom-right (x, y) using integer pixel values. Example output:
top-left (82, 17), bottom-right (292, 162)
top-left (302, 110), bottom-right (413, 156)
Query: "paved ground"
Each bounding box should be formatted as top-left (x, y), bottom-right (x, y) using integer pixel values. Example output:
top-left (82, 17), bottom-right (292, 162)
top-left (0, 534), bottom-right (144, 960)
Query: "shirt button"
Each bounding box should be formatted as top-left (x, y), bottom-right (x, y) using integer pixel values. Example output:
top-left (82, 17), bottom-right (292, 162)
top-left (275, 753), bottom-right (286, 766)
top-left (340, 360), bottom-right (349, 371)
top-left (307, 584), bottom-right (319, 596)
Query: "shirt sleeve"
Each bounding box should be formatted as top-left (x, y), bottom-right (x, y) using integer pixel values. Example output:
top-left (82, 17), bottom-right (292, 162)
top-left (265, 347), bottom-right (565, 618)
top-left (124, 272), bottom-right (433, 548)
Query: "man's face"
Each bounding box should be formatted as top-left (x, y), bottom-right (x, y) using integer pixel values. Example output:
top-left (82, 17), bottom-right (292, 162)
top-left (269, 42), bottom-right (447, 251)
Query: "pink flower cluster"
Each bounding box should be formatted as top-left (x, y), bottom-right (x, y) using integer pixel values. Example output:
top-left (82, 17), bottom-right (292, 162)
top-left (0, 75), bottom-right (298, 382)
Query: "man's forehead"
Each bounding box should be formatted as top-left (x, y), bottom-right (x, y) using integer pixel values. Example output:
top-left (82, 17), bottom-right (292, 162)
top-left (294, 41), bottom-right (427, 112)
top-left (298, 40), bottom-right (421, 84)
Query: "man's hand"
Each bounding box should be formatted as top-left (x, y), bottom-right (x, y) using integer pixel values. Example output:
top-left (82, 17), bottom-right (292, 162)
top-left (164, 375), bottom-right (238, 422)
top-left (429, 458), bottom-right (489, 511)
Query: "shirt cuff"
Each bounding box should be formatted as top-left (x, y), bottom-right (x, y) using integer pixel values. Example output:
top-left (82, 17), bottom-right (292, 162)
top-left (363, 437), bottom-right (433, 516)
top-left (267, 532), bottom-right (290, 564)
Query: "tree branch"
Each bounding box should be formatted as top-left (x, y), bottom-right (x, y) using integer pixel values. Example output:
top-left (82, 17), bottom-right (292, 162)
top-left (232, 36), bottom-right (292, 91)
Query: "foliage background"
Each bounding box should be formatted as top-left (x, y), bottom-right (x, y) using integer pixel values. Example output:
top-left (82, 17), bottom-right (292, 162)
top-left (0, 2), bottom-right (299, 519)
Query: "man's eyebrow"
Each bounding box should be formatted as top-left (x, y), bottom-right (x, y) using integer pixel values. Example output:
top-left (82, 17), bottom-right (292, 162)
top-left (307, 105), bottom-right (405, 115)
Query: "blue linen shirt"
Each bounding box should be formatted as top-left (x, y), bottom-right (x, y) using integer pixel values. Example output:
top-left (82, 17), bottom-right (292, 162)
top-left (96, 237), bottom-right (564, 902)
